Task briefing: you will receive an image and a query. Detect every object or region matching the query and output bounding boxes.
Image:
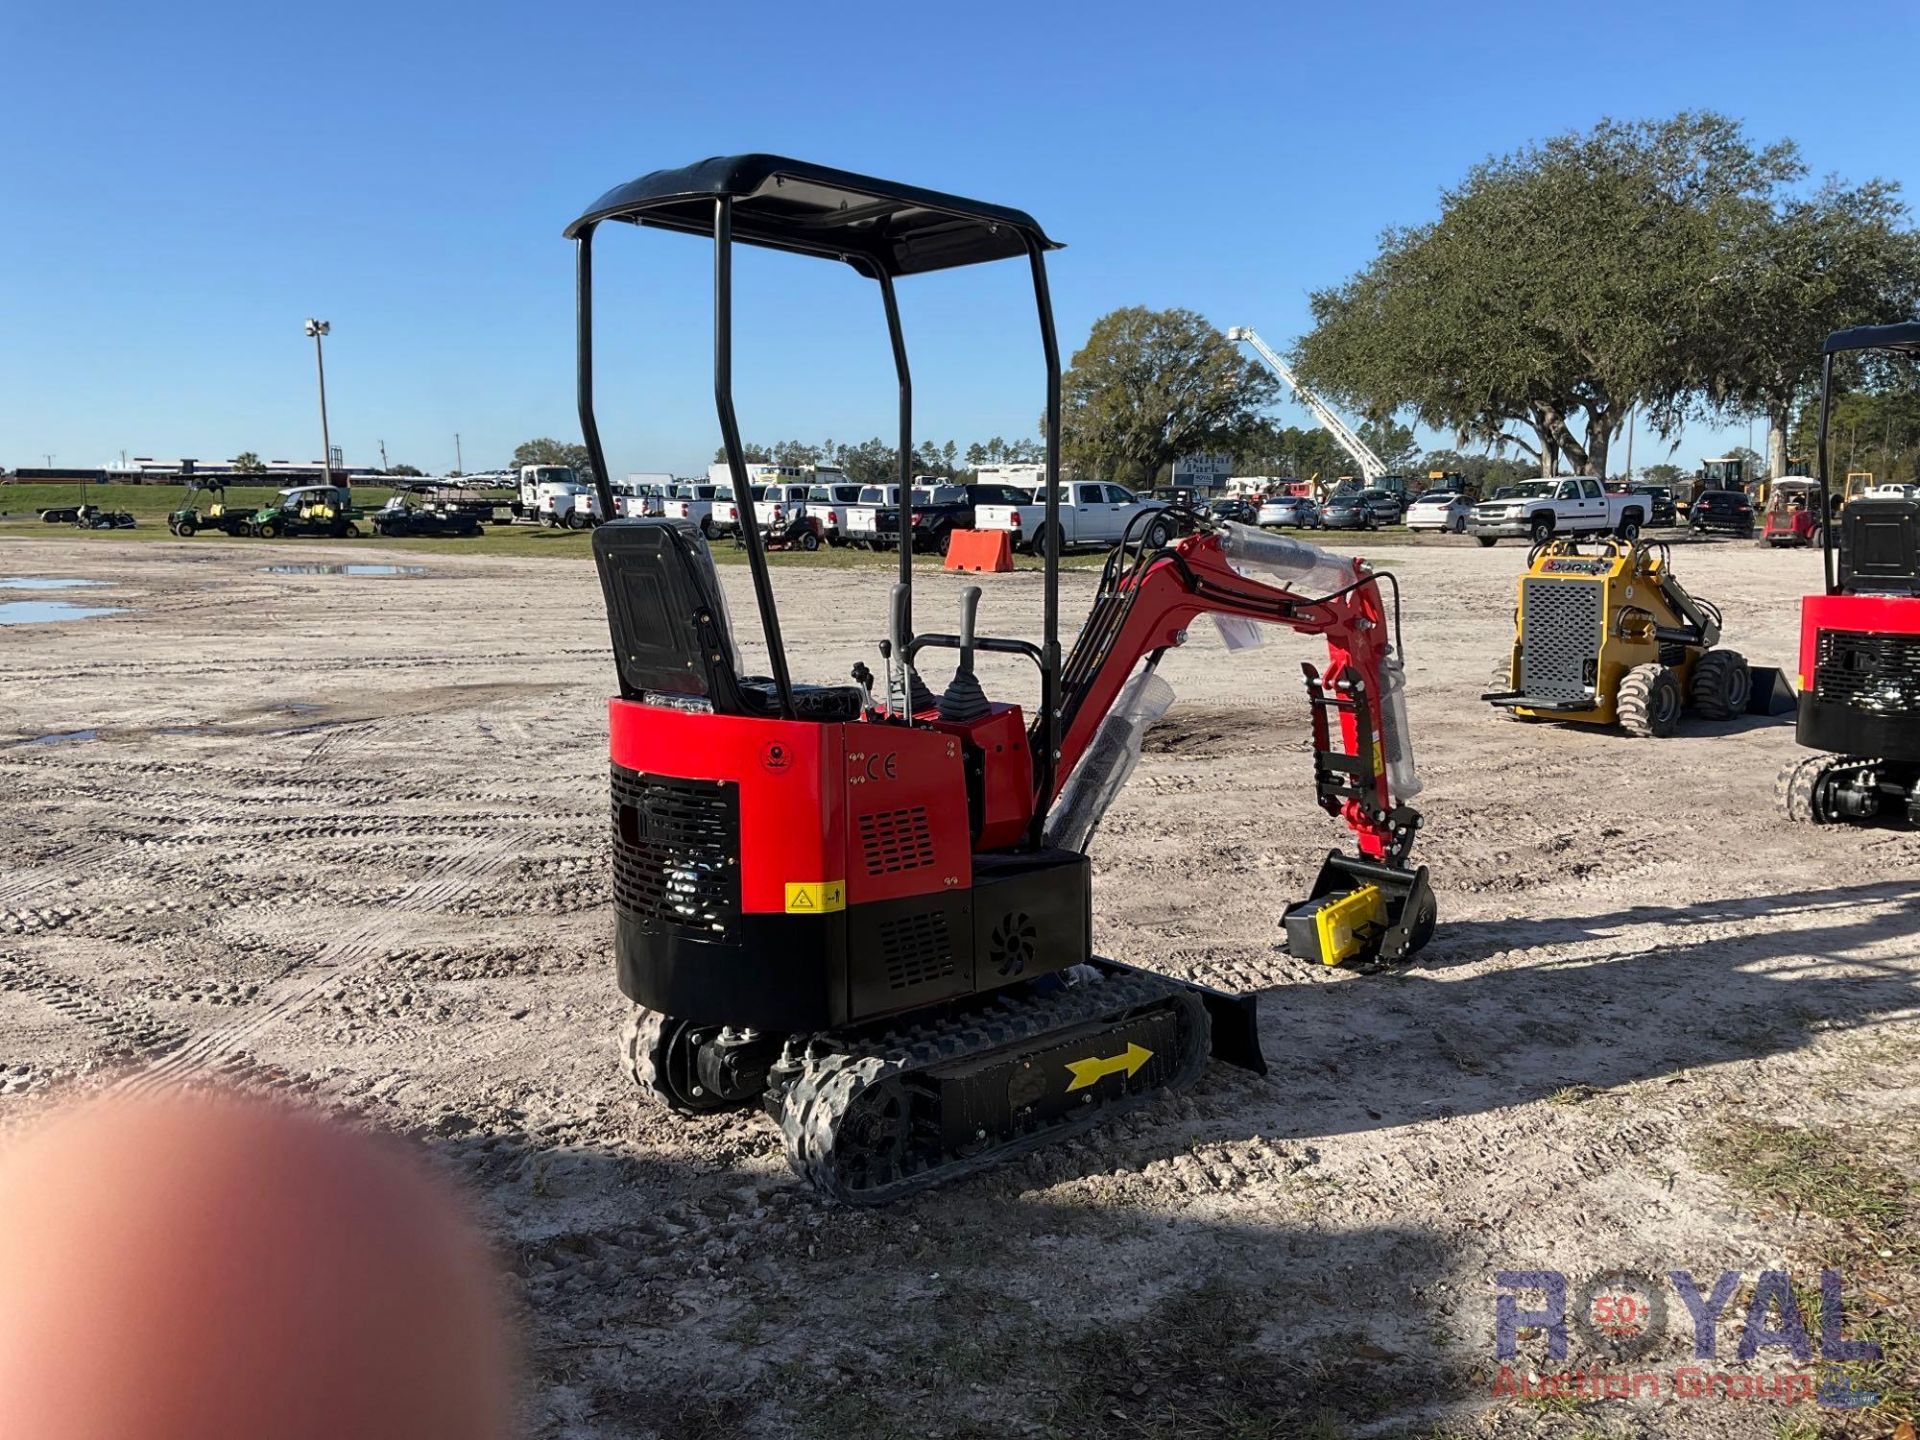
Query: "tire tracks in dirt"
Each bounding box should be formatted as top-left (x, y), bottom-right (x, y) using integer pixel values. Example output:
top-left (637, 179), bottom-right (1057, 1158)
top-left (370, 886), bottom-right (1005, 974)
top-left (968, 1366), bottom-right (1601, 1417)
top-left (119, 824), bottom-right (532, 1095)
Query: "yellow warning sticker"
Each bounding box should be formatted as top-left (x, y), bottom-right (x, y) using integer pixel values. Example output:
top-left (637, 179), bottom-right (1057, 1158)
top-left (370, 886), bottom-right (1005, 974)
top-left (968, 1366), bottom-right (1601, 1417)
top-left (784, 880), bottom-right (846, 914)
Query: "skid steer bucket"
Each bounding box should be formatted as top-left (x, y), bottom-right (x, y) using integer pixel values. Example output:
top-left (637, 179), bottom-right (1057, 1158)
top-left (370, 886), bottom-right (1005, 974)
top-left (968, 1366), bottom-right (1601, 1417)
top-left (1748, 666), bottom-right (1797, 716)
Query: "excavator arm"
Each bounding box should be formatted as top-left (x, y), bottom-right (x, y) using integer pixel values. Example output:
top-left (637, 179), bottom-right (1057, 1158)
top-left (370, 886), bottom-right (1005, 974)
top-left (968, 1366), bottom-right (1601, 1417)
top-left (1042, 521), bottom-right (1434, 965)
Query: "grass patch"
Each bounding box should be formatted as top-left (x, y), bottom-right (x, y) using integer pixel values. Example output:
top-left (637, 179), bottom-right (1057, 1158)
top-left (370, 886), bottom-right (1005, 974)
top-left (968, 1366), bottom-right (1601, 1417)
top-left (1546, 1084), bottom-right (1598, 1107)
top-left (1695, 1118), bottom-right (1919, 1424)
top-left (1696, 1121), bottom-right (1909, 1236)
top-left (691, 1274), bottom-right (1451, 1440)
top-left (0, 485), bottom-right (1473, 567)
top-left (754, 1277), bottom-right (1450, 1440)
top-left (0, 481), bottom-right (400, 518)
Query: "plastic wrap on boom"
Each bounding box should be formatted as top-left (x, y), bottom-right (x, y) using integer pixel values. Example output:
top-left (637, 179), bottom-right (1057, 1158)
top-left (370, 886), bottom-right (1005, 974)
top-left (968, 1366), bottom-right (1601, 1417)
top-left (1220, 521), bottom-right (1359, 599)
top-left (1044, 668), bottom-right (1176, 853)
top-left (1377, 650), bottom-right (1422, 799)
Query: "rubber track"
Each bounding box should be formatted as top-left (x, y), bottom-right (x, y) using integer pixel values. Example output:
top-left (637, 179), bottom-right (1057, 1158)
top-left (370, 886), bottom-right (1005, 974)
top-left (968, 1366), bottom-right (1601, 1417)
top-left (1778, 751), bottom-right (1877, 824)
top-left (780, 971), bottom-right (1210, 1206)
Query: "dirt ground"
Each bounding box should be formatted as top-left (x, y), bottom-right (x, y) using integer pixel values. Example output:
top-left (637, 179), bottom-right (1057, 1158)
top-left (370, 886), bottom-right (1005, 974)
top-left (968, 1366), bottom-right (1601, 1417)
top-left (0, 532), bottom-right (1913, 1439)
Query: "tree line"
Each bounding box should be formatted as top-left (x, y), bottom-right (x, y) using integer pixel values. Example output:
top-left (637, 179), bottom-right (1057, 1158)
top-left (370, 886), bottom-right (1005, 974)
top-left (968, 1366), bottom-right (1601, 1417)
top-left (505, 116), bottom-right (1919, 495)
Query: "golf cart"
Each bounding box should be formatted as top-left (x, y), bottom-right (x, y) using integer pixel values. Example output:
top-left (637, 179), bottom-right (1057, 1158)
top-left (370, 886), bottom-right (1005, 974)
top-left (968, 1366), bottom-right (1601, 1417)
top-left (1761, 478), bottom-right (1822, 547)
top-left (371, 494), bottom-right (483, 538)
top-left (248, 485), bottom-right (366, 539)
top-left (168, 481), bottom-right (255, 537)
top-left (73, 503), bottom-right (136, 530)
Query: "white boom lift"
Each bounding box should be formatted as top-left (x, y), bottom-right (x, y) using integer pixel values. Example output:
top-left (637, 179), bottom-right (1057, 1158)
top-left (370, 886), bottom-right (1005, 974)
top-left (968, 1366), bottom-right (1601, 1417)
top-left (1227, 326), bottom-right (1387, 486)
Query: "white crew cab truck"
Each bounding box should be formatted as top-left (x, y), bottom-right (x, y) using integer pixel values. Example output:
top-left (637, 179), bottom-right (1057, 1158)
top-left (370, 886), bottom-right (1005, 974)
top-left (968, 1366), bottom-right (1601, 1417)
top-left (1468, 476), bottom-right (1650, 547)
top-left (974, 481), bottom-right (1171, 554)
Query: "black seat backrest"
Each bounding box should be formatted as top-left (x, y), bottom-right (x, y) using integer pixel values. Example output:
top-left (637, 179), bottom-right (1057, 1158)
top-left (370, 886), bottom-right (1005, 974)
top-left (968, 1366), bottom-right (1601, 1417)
top-left (593, 520), bottom-right (753, 711)
top-left (1841, 497), bottom-right (1920, 596)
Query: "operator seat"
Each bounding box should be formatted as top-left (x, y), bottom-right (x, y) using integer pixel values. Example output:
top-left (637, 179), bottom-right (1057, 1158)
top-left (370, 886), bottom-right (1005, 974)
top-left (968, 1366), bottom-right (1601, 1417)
top-left (592, 519), bottom-right (863, 721)
top-left (1841, 496), bottom-right (1920, 596)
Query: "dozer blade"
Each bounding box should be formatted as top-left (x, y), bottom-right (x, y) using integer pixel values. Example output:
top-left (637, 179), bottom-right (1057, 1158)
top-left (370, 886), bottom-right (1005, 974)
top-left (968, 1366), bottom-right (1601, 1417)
top-left (1097, 958), bottom-right (1266, 1075)
top-left (1282, 850), bottom-right (1436, 968)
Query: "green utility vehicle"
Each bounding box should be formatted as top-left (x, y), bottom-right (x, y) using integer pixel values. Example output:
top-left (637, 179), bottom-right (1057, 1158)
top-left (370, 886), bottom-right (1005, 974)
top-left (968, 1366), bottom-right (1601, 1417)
top-left (247, 485), bottom-right (366, 539)
top-left (168, 481), bottom-right (256, 537)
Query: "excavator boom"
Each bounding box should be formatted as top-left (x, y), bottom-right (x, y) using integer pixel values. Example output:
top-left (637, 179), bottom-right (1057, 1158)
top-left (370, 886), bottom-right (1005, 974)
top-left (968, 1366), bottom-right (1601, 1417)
top-left (1040, 519), bottom-right (1432, 965)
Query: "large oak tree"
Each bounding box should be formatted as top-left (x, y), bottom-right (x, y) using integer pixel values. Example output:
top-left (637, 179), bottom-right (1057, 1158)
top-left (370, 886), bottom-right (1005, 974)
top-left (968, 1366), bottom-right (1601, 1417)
top-left (1708, 179), bottom-right (1920, 476)
top-left (1058, 307), bottom-right (1277, 487)
top-left (1295, 114), bottom-right (1917, 478)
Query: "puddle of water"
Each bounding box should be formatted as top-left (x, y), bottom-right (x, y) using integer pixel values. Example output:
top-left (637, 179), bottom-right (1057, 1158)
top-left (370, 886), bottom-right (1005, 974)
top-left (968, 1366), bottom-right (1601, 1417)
top-left (0, 578), bottom-right (108, 591)
top-left (258, 564), bottom-right (425, 577)
top-left (0, 601), bottom-right (124, 626)
top-left (10, 729), bottom-right (100, 748)
top-left (0, 729), bottom-right (101, 749)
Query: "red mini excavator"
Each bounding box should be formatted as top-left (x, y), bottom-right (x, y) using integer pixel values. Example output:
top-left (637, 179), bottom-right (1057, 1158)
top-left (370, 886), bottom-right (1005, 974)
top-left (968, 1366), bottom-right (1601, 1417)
top-left (566, 156), bottom-right (1436, 1202)
top-left (1780, 321), bottom-right (1920, 826)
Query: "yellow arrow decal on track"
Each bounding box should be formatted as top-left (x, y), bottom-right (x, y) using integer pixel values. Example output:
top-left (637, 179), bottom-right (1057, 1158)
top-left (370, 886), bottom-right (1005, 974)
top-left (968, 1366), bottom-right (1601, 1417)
top-left (1064, 1042), bottom-right (1153, 1092)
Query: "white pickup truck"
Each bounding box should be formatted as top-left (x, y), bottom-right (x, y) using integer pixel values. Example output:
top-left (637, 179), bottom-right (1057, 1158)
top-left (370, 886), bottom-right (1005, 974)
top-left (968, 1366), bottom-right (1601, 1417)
top-left (805, 481), bottom-right (868, 545)
top-left (844, 485), bottom-right (900, 548)
top-left (614, 478), bottom-right (672, 519)
top-left (974, 481), bottom-right (1173, 555)
top-left (665, 482), bottom-right (733, 537)
top-left (1468, 476), bottom-right (1650, 547)
top-left (751, 482), bottom-right (822, 549)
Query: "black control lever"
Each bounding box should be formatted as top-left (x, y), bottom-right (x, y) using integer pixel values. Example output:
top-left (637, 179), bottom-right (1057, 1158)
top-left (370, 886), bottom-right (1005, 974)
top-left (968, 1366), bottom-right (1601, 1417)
top-left (937, 586), bottom-right (991, 723)
top-left (890, 582), bottom-right (934, 717)
top-left (850, 660), bottom-right (878, 716)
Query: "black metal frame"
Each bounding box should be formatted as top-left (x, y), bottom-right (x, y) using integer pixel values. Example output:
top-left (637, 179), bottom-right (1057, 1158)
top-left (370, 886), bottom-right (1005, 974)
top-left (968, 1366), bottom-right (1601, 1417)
top-left (571, 160), bottom-right (1066, 845)
top-left (1817, 321), bottom-right (1920, 595)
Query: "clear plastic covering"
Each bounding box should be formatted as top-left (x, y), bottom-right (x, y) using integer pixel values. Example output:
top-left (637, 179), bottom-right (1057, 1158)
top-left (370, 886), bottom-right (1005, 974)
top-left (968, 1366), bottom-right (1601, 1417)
top-left (1044, 667), bottom-right (1176, 854)
top-left (1217, 522), bottom-right (1422, 802)
top-left (1209, 612), bottom-right (1267, 651)
top-left (1220, 521), bottom-right (1359, 598)
top-left (1377, 650), bottom-right (1422, 799)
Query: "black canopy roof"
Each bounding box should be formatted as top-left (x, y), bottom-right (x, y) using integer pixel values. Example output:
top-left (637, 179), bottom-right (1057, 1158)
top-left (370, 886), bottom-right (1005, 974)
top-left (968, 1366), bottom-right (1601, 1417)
top-left (1825, 321), bottom-right (1920, 355)
top-left (563, 154), bottom-right (1060, 278)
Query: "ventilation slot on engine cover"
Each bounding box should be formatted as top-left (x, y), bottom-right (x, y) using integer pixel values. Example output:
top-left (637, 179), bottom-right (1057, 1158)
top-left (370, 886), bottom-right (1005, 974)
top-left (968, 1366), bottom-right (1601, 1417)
top-left (858, 806), bottom-right (937, 876)
top-left (609, 767), bottom-right (740, 939)
top-left (1520, 579), bottom-right (1604, 700)
top-left (1816, 630), bottom-right (1920, 714)
top-left (880, 910), bottom-right (955, 991)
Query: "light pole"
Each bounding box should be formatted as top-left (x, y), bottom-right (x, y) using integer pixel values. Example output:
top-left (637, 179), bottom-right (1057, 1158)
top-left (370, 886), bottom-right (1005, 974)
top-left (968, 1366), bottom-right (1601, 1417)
top-left (305, 319), bottom-right (333, 485)
top-left (454, 433), bottom-right (463, 476)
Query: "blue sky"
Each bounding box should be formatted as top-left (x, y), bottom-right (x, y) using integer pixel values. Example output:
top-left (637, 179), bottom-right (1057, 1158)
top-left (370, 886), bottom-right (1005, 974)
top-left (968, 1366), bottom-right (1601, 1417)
top-left (3, 0), bottom-right (1915, 478)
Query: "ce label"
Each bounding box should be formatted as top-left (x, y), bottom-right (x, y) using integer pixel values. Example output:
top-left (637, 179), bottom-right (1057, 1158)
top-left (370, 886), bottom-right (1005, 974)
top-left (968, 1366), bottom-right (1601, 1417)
top-left (862, 752), bottom-right (898, 782)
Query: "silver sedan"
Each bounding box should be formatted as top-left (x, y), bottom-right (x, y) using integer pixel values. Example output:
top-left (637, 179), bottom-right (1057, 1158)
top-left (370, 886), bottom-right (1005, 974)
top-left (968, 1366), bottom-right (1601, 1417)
top-left (1256, 495), bottom-right (1320, 529)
